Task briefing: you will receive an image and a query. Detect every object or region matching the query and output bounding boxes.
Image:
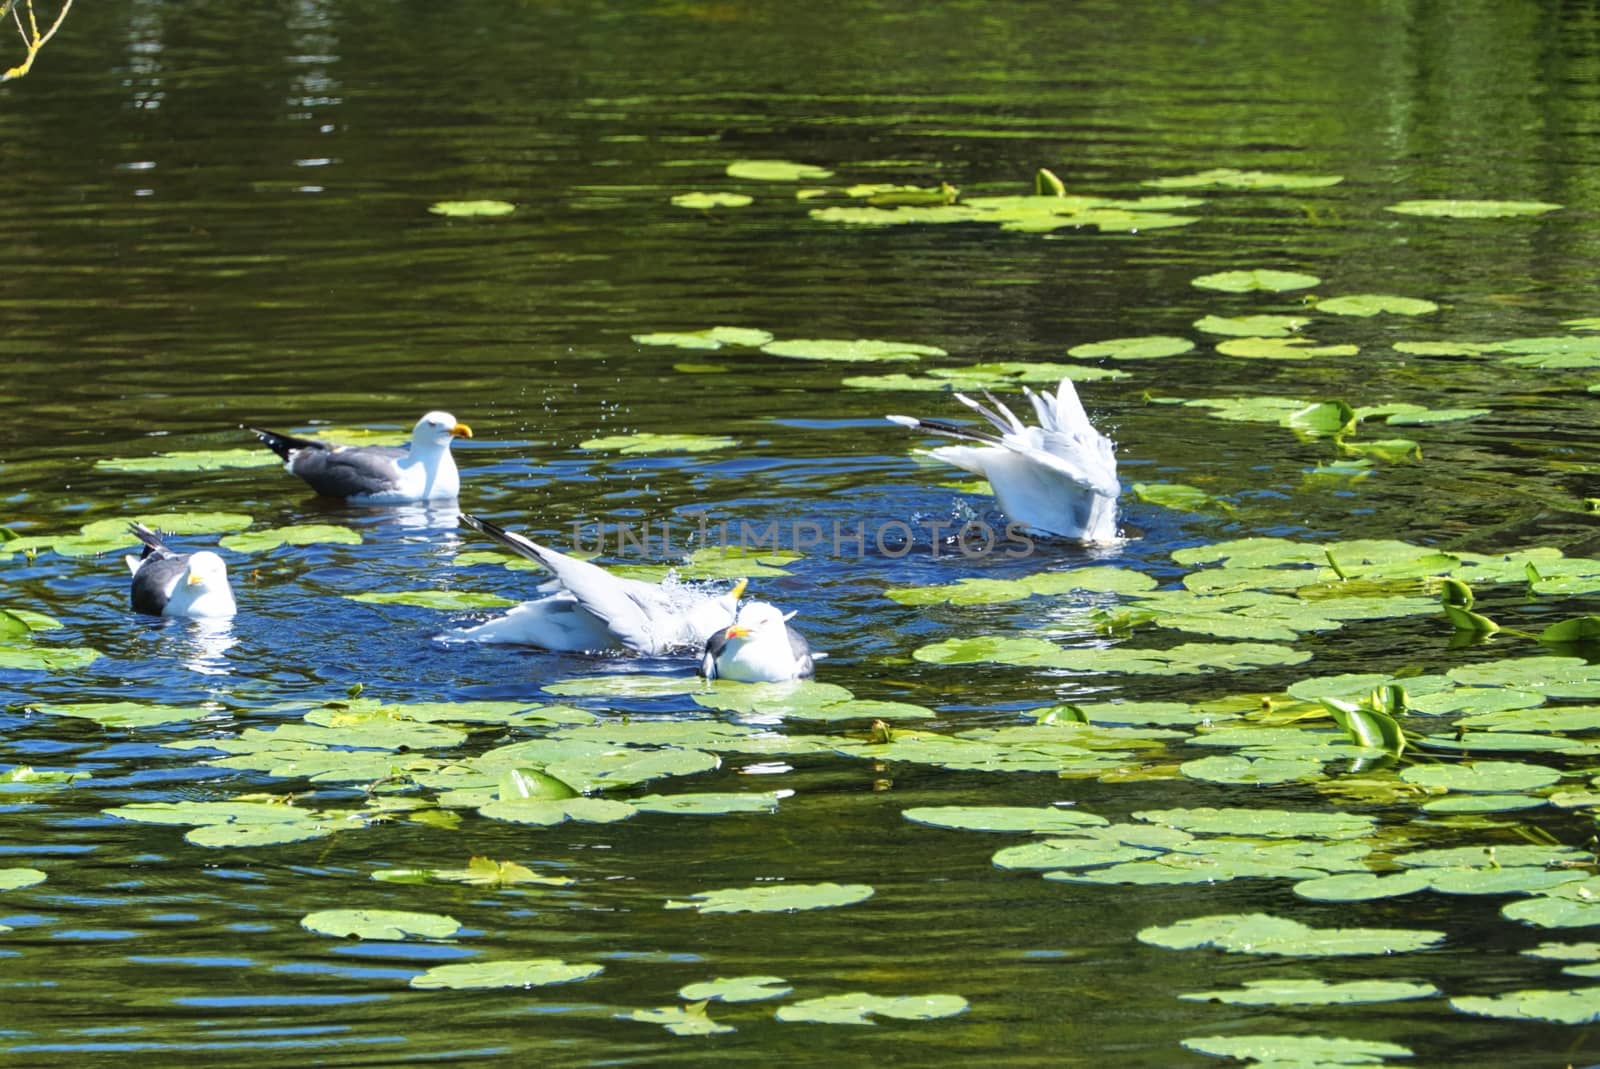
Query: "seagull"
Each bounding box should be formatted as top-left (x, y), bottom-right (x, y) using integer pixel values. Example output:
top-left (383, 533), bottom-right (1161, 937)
top-left (248, 411), bottom-right (473, 501)
top-left (125, 522), bottom-right (237, 618)
top-left (700, 601), bottom-right (817, 683)
top-left (887, 377), bottom-right (1120, 543)
top-left (451, 513), bottom-right (746, 656)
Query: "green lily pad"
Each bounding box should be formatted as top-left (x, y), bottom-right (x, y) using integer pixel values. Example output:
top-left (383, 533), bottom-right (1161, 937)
top-left (346, 590), bottom-right (517, 611)
top-left (1180, 977), bottom-right (1436, 1006)
top-left (629, 1003), bottom-right (735, 1036)
top-left (410, 958), bottom-right (604, 989)
top-left (774, 992), bottom-right (967, 1025)
top-left (33, 700), bottom-right (212, 727)
top-left (219, 524), bottom-right (362, 552)
top-left (479, 796), bottom-right (638, 826)
top-left (0, 867), bottom-right (46, 891)
top-left (1145, 169), bottom-right (1342, 190)
top-left (1191, 269), bottom-right (1320, 293)
top-left (679, 975), bottom-right (792, 1002)
top-left (993, 838), bottom-right (1158, 870)
top-left (1130, 482), bottom-right (1227, 513)
top-left (96, 448), bottom-right (280, 473)
top-left (428, 199), bottom-right (515, 217)
top-left (372, 857), bottom-right (573, 887)
top-left (1452, 986), bottom-right (1600, 1025)
top-left (1140, 912), bottom-right (1444, 956)
top-left (1193, 314), bottom-right (1309, 337)
top-left (901, 805), bottom-right (1108, 833)
top-left (1293, 870), bottom-right (1433, 902)
top-left (1182, 1034), bottom-right (1413, 1063)
top-left (1384, 407), bottom-right (1489, 425)
top-left (632, 791), bottom-right (782, 815)
top-left (1385, 199), bottom-right (1561, 218)
top-left (1067, 335), bottom-right (1195, 361)
top-left (1216, 337), bottom-right (1360, 360)
top-left (759, 338), bottom-right (945, 363)
top-left (843, 363), bottom-right (1126, 391)
top-left (671, 192), bottom-right (753, 209)
top-left (633, 327), bottom-right (774, 350)
top-left (1400, 760), bottom-right (1560, 793)
top-left (1315, 294), bottom-right (1439, 317)
top-left (726, 160), bottom-right (833, 181)
top-left (302, 908), bottom-right (461, 940)
top-left (1179, 754), bottom-right (1326, 785)
top-left (665, 882), bottom-right (874, 914)
top-left (579, 432), bottom-right (738, 454)
top-left (1134, 807), bottom-right (1375, 840)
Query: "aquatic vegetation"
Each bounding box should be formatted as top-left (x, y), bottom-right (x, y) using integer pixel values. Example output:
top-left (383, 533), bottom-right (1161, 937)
top-left (427, 200), bottom-right (515, 217)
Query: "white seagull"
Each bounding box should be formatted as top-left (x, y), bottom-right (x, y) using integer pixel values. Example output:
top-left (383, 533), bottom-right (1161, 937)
top-left (887, 377), bottom-right (1120, 543)
top-left (451, 513), bottom-right (746, 656)
top-left (249, 411), bottom-right (473, 501)
top-left (700, 601), bottom-right (817, 683)
top-left (125, 523), bottom-right (237, 618)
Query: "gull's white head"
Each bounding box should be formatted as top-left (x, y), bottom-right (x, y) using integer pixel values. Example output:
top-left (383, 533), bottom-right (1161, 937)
top-left (724, 600), bottom-right (792, 642)
top-left (174, 551), bottom-right (236, 617)
top-left (412, 410), bottom-right (473, 449)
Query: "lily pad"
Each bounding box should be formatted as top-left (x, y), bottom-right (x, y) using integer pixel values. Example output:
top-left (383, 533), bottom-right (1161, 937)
top-left (629, 1003), bottom-right (735, 1036)
top-left (1315, 294), bottom-right (1439, 317)
top-left (1140, 912), bottom-right (1444, 956)
top-left (1215, 337), bottom-right (1359, 360)
top-left (302, 908), bottom-right (461, 940)
top-left (665, 882), bottom-right (874, 914)
top-left (220, 524), bottom-right (362, 552)
top-left (1452, 986), bottom-right (1600, 1025)
top-left (96, 448), bottom-right (280, 473)
top-left (1134, 807), bottom-right (1375, 840)
top-left (428, 199), bottom-right (515, 217)
top-left (726, 160), bottom-right (833, 181)
top-left (774, 992), bottom-right (967, 1025)
top-left (671, 192), bottom-right (752, 209)
top-left (0, 867), bottom-right (46, 891)
top-left (1385, 199), bottom-right (1561, 218)
top-left (1067, 335), bottom-right (1195, 361)
top-left (679, 975), bottom-right (792, 1002)
top-left (1193, 314), bottom-right (1308, 337)
top-left (410, 958), bottom-right (604, 989)
top-left (1182, 1034), bottom-right (1413, 1063)
top-left (1145, 169), bottom-right (1342, 190)
top-left (1399, 760), bottom-right (1560, 793)
top-left (759, 338), bottom-right (944, 363)
top-left (579, 432), bottom-right (737, 454)
top-left (633, 327), bottom-right (774, 350)
top-left (1190, 269), bottom-right (1320, 293)
top-left (901, 805), bottom-right (1108, 833)
top-left (1180, 977), bottom-right (1437, 1005)
top-left (346, 590), bottom-right (517, 611)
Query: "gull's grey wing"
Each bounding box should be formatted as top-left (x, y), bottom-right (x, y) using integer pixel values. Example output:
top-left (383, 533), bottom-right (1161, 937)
top-left (459, 514), bottom-right (662, 652)
top-left (785, 624), bottom-right (816, 678)
top-left (288, 444), bottom-right (409, 498)
top-left (700, 627), bottom-right (731, 679)
top-left (130, 555), bottom-right (186, 615)
top-left (249, 426), bottom-right (329, 463)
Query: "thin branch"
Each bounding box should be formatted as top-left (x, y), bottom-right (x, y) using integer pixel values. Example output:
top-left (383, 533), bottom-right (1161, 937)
top-left (2, 0), bottom-right (72, 82)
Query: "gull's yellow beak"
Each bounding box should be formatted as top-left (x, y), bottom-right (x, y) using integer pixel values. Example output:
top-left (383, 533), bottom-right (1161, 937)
top-left (724, 625), bottom-right (751, 640)
top-left (186, 572), bottom-right (207, 587)
top-left (451, 422), bottom-right (473, 439)
top-left (729, 577), bottom-right (749, 599)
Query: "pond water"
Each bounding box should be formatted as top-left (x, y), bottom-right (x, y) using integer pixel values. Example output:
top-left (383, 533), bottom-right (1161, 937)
top-left (6, 2), bottom-right (1600, 1065)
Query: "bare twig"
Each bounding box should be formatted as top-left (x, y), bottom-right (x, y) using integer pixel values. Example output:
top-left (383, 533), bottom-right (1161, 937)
top-left (3, 0), bottom-right (73, 82)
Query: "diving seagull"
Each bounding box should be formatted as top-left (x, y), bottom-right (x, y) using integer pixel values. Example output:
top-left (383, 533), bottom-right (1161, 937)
top-left (887, 377), bottom-right (1120, 543)
top-left (700, 601), bottom-right (817, 683)
top-left (451, 513), bottom-right (746, 656)
top-left (249, 410), bottom-right (473, 501)
top-left (125, 522), bottom-right (237, 618)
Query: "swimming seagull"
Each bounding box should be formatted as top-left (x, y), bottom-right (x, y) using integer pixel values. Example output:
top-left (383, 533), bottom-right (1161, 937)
top-left (700, 601), bottom-right (817, 683)
top-left (125, 523), bottom-right (237, 618)
top-left (248, 411), bottom-right (473, 501)
top-left (451, 513), bottom-right (746, 656)
top-left (887, 377), bottom-right (1120, 543)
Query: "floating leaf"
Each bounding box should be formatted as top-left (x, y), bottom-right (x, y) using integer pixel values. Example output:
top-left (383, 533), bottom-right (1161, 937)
top-left (96, 448), bottom-right (279, 473)
top-left (0, 867), bottom-right (46, 891)
top-left (1145, 169), bottom-right (1342, 190)
top-left (1180, 978), bottom-right (1436, 1005)
top-left (671, 192), bottom-right (752, 209)
top-left (1135, 806), bottom-right (1375, 840)
top-left (410, 959), bottom-right (604, 989)
top-left (632, 791), bottom-right (782, 815)
top-left (1315, 294), bottom-right (1439, 317)
top-left (1385, 199), bottom-right (1561, 218)
top-left (346, 590), bottom-right (516, 611)
top-left (1190, 269), bottom-right (1320, 293)
top-left (1293, 871), bottom-right (1433, 902)
top-left (1384, 407), bottom-right (1489, 425)
top-left (632, 327), bottom-right (774, 350)
top-left (1193, 314), bottom-right (1308, 337)
top-left (665, 882), bottom-right (874, 914)
top-left (1067, 335), bottom-right (1195, 361)
top-left (1140, 912), bottom-right (1444, 956)
top-left (726, 160), bottom-right (833, 181)
top-left (219, 524), bottom-right (362, 552)
top-left (901, 805), bottom-right (1108, 833)
top-left (428, 199), bottom-right (515, 217)
top-left (302, 908), bottom-right (461, 940)
top-left (774, 992), bottom-right (967, 1025)
top-left (759, 338), bottom-right (944, 363)
top-left (373, 857), bottom-right (573, 888)
top-left (32, 700), bottom-right (210, 727)
top-left (629, 1002), bottom-right (734, 1036)
top-left (993, 838), bottom-right (1157, 870)
top-left (1182, 1034), bottom-right (1413, 1063)
top-left (1130, 482), bottom-right (1227, 513)
top-left (679, 975), bottom-right (792, 1003)
top-left (1452, 986), bottom-right (1600, 1025)
top-left (479, 796), bottom-right (637, 826)
top-left (1216, 337), bottom-right (1359, 360)
top-left (1179, 754), bottom-right (1326, 785)
top-left (579, 432), bottom-right (738, 454)
top-left (1400, 760), bottom-right (1560, 793)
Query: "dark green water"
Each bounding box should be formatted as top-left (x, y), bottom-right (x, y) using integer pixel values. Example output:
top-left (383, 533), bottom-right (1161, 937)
top-left (5, 2), bottom-right (1600, 1065)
